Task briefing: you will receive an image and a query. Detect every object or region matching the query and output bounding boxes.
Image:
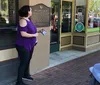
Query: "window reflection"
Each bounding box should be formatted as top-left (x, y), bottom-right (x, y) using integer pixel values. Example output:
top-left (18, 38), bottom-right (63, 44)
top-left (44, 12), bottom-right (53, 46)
top-left (0, 0), bottom-right (8, 24)
top-left (75, 6), bottom-right (85, 25)
top-left (50, 1), bottom-right (59, 44)
top-left (51, 13), bottom-right (58, 32)
top-left (75, 0), bottom-right (86, 32)
top-left (88, 0), bottom-right (100, 28)
top-left (0, 0), bottom-right (16, 26)
top-left (62, 1), bottom-right (72, 33)
top-left (0, 14), bottom-right (6, 23)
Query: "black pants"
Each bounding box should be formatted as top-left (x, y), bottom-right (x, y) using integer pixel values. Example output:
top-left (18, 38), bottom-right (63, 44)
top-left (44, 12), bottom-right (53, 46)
top-left (16, 45), bottom-right (34, 83)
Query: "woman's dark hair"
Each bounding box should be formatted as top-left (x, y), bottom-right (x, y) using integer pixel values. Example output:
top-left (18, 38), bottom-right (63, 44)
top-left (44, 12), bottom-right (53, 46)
top-left (18, 5), bottom-right (30, 17)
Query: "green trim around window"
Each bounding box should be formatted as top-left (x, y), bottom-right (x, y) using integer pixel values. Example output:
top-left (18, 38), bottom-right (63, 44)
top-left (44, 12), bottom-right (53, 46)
top-left (87, 27), bottom-right (100, 33)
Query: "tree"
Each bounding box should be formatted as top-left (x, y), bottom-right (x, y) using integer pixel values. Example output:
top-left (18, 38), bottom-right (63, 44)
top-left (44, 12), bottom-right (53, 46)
top-left (88, 0), bottom-right (100, 17)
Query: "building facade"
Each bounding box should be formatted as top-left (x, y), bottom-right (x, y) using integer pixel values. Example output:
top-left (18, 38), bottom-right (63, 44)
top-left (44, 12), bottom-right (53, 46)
top-left (0, 0), bottom-right (100, 84)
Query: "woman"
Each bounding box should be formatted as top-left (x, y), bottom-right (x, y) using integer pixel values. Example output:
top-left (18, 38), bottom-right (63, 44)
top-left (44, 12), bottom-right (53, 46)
top-left (16, 5), bottom-right (38, 85)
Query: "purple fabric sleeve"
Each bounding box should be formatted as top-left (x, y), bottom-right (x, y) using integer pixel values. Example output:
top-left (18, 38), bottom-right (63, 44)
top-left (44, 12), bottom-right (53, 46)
top-left (19, 26), bottom-right (28, 32)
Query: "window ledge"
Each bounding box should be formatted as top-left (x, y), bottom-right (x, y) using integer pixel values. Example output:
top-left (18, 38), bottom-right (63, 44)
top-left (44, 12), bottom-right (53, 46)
top-left (0, 26), bottom-right (17, 34)
top-left (0, 26), bottom-right (17, 50)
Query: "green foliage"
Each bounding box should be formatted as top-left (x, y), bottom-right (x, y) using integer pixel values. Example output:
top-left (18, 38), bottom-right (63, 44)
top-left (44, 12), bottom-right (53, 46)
top-left (0, 0), bottom-right (8, 15)
top-left (51, 2), bottom-right (55, 7)
top-left (88, 0), bottom-right (100, 17)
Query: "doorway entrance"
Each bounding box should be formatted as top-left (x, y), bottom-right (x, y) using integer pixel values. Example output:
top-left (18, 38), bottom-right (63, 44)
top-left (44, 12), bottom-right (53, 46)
top-left (60, 0), bottom-right (74, 51)
top-left (50, 0), bottom-right (74, 53)
top-left (50, 0), bottom-right (60, 53)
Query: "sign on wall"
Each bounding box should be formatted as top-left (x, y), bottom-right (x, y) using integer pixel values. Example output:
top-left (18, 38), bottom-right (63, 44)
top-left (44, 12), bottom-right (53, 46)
top-left (31, 4), bottom-right (50, 27)
top-left (75, 22), bottom-right (84, 32)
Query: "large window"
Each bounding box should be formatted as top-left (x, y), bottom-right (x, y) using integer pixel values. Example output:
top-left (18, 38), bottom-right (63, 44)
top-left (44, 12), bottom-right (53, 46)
top-left (0, 0), bottom-right (18, 50)
top-left (0, 0), bottom-right (17, 27)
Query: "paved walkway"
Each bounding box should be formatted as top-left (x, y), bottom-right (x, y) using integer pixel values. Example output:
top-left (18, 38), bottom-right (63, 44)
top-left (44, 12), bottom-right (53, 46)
top-left (4, 48), bottom-right (100, 85)
top-left (49, 48), bottom-right (100, 68)
top-left (24, 50), bottom-right (100, 85)
top-left (25, 51), bottom-right (100, 85)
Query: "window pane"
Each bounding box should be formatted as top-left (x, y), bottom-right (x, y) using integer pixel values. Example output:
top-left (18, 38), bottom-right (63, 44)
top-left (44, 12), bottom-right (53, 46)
top-left (0, 0), bottom-right (16, 26)
top-left (88, 0), bottom-right (100, 28)
top-left (62, 1), bottom-right (72, 33)
top-left (75, 0), bottom-right (86, 32)
top-left (51, 1), bottom-right (60, 44)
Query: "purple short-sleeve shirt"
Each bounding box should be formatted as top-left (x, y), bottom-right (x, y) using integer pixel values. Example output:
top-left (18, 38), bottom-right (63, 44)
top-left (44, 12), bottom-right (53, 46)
top-left (16, 19), bottom-right (37, 52)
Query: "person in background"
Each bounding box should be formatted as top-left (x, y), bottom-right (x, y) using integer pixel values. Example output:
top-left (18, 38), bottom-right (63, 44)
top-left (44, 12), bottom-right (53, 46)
top-left (15, 5), bottom-right (38, 85)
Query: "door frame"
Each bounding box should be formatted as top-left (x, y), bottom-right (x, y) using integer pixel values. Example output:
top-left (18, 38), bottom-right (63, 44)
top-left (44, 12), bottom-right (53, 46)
top-left (60, 0), bottom-right (75, 51)
top-left (50, 0), bottom-right (61, 53)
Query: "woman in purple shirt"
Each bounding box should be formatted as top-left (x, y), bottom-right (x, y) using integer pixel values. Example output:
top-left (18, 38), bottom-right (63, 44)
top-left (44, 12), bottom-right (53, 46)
top-left (16, 5), bottom-right (38, 85)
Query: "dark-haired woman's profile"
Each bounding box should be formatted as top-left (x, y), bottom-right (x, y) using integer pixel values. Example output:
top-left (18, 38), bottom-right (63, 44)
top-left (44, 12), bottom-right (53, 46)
top-left (15, 5), bottom-right (38, 85)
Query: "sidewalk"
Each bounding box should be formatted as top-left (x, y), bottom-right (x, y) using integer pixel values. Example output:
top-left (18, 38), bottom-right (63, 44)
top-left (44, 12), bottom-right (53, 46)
top-left (49, 49), bottom-right (100, 68)
top-left (24, 49), bottom-right (100, 85)
top-left (4, 49), bottom-right (100, 85)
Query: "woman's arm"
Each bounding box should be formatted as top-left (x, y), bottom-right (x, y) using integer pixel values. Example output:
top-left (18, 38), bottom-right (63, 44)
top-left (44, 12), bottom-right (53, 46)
top-left (19, 19), bottom-right (38, 38)
top-left (21, 31), bottom-right (38, 38)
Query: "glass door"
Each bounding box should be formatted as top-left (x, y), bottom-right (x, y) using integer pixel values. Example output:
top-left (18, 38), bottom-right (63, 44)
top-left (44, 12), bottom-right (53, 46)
top-left (50, 0), bottom-right (60, 53)
top-left (60, 0), bottom-right (74, 51)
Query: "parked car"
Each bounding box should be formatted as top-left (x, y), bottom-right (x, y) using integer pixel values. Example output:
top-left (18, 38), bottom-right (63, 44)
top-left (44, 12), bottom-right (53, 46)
top-left (93, 18), bottom-right (100, 27)
top-left (88, 17), bottom-right (100, 28)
